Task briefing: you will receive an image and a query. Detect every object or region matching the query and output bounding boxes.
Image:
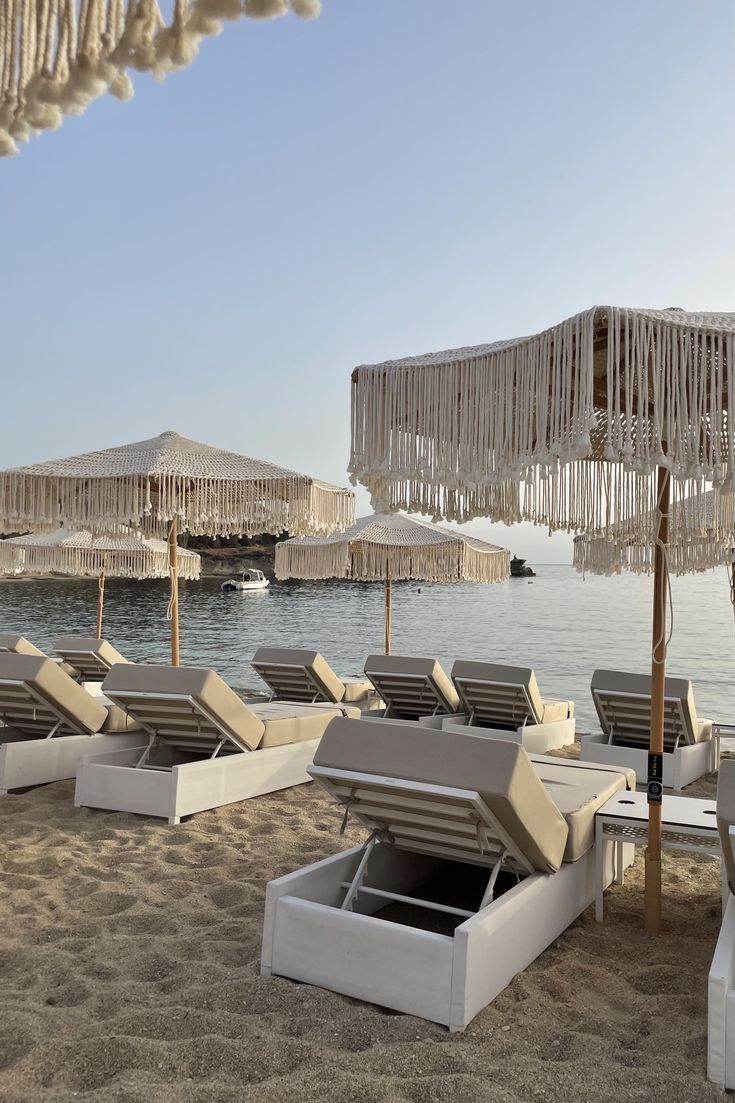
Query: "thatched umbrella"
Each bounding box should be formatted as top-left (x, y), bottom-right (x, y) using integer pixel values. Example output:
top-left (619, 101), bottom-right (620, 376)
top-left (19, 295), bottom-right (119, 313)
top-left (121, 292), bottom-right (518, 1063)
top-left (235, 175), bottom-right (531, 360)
top-left (348, 305), bottom-right (735, 931)
top-left (0, 527), bottom-right (201, 639)
top-left (0, 430), bottom-right (354, 664)
top-left (276, 512), bottom-right (510, 654)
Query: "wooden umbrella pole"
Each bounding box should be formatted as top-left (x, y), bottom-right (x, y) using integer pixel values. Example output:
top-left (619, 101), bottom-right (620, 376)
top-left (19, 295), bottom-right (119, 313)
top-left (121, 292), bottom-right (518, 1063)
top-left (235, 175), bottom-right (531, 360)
top-left (96, 572), bottom-right (105, 639)
top-left (169, 518), bottom-right (180, 667)
top-left (384, 568), bottom-right (392, 655)
top-left (644, 464), bottom-right (670, 933)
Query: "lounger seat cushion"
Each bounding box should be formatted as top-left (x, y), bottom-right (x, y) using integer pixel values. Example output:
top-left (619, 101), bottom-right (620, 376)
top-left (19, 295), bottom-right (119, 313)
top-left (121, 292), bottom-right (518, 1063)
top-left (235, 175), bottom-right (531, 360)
top-left (54, 637), bottom-right (130, 679)
top-left (102, 664), bottom-right (265, 751)
top-left (313, 719), bottom-right (568, 873)
top-left (98, 697), bottom-right (142, 734)
top-left (340, 677), bottom-right (375, 705)
top-left (253, 702), bottom-right (361, 748)
top-left (532, 759), bottom-right (631, 861)
top-left (0, 654), bottom-right (108, 735)
top-left (364, 655), bottom-right (460, 717)
top-left (451, 661), bottom-right (573, 728)
top-left (718, 761), bottom-right (735, 893)
top-left (591, 668), bottom-right (711, 747)
top-left (0, 634), bottom-right (45, 657)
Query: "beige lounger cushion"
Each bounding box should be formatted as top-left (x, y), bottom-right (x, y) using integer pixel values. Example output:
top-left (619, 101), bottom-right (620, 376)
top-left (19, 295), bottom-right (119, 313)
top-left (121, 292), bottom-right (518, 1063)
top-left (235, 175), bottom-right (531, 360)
top-left (340, 677), bottom-right (375, 705)
top-left (0, 634), bottom-right (45, 657)
top-left (591, 668), bottom-right (711, 747)
top-left (102, 664), bottom-right (265, 751)
top-left (251, 647), bottom-right (346, 703)
top-left (253, 702), bottom-right (360, 748)
top-left (54, 637), bottom-right (130, 679)
top-left (0, 654), bottom-right (108, 735)
top-left (364, 655), bottom-right (459, 717)
top-left (451, 660), bottom-right (573, 728)
top-left (313, 719), bottom-right (568, 873)
top-left (98, 698), bottom-right (142, 734)
top-left (532, 758), bottom-right (630, 861)
top-left (718, 760), bottom-right (735, 893)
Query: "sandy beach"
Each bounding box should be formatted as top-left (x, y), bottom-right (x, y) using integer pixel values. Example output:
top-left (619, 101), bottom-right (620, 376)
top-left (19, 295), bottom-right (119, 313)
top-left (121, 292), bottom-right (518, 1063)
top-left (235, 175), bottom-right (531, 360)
top-left (0, 745), bottom-right (725, 1103)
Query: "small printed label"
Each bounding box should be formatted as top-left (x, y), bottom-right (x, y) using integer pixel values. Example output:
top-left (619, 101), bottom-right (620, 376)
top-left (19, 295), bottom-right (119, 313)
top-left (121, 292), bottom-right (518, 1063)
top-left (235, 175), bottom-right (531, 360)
top-left (647, 752), bottom-right (664, 803)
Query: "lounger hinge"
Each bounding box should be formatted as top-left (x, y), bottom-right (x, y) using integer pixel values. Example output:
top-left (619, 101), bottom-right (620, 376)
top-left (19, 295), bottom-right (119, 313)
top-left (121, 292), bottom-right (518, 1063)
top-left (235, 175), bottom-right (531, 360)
top-left (339, 788), bottom-right (357, 835)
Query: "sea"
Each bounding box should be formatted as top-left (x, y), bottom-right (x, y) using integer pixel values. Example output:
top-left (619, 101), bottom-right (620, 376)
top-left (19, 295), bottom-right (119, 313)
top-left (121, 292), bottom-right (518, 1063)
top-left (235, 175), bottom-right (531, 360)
top-left (1, 566), bottom-right (734, 738)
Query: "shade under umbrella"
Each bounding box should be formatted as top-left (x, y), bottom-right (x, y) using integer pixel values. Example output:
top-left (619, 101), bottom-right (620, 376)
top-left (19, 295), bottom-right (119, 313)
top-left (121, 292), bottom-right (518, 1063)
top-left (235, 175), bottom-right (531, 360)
top-left (348, 305), bottom-right (735, 932)
top-left (0, 527), bottom-right (201, 639)
top-left (276, 512), bottom-right (510, 653)
top-left (0, 430), bottom-right (353, 664)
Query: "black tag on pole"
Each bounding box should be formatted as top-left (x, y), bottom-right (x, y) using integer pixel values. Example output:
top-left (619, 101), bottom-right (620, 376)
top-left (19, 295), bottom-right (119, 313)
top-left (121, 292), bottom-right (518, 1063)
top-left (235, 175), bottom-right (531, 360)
top-left (647, 753), bottom-right (664, 803)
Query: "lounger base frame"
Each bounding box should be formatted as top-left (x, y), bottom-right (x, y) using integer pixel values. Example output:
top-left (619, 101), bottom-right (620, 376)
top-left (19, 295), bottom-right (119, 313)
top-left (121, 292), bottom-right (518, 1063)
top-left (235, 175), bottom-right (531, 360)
top-left (709, 893), bottom-right (735, 1088)
top-left (0, 730), bottom-right (144, 794)
top-left (440, 715), bottom-right (575, 754)
top-left (74, 737), bottom-right (321, 824)
top-left (261, 840), bottom-right (629, 1031)
top-left (580, 732), bottom-right (717, 789)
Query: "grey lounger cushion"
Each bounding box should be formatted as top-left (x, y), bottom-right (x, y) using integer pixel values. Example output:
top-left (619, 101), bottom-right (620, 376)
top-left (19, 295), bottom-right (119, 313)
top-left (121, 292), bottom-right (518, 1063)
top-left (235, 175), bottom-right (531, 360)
top-left (252, 647), bottom-right (347, 703)
top-left (253, 701), bottom-right (361, 747)
top-left (591, 668), bottom-right (712, 748)
top-left (0, 654), bottom-right (109, 735)
top-left (313, 718), bottom-right (568, 873)
top-left (451, 660), bottom-right (573, 728)
top-left (532, 758), bottom-right (631, 861)
top-left (102, 664), bottom-right (266, 752)
top-left (0, 634), bottom-right (45, 657)
top-left (718, 760), bottom-right (735, 894)
top-left (54, 637), bottom-right (131, 680)
top-left (364, 655), bottom-right (460, 718)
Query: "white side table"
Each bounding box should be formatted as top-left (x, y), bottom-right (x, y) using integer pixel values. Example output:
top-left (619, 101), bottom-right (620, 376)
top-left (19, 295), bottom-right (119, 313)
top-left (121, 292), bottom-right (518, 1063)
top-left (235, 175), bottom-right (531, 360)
top-left (595, 791), bottom-right (720, 921)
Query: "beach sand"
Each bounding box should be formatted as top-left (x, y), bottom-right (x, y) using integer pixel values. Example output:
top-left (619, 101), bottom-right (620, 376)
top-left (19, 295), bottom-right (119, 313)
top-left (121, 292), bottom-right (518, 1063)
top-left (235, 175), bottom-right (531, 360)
top-left (0, 754), bottom-right (725, 1103)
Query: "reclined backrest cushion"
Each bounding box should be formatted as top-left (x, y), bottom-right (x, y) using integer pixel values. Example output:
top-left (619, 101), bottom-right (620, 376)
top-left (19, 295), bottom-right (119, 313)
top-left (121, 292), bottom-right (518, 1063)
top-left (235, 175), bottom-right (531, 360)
top-left (364, 655), bottom-right (459, 716)
top-left (451, 660), bottom-right (543, 726)
top-left (54, 637), bottom-right (129, 676)
top-left (313, 718), bottom-right (568, 872)
top-left (0, 634), bottom-right (45, 657)
top-left (252, 647), bottom-right (345, 703)
top-left (591, 668), bottom-right (700, 745)
top-left (0, 653), bottom-right (108, 734)
top-left (102, 664), bottom-right (265, 751)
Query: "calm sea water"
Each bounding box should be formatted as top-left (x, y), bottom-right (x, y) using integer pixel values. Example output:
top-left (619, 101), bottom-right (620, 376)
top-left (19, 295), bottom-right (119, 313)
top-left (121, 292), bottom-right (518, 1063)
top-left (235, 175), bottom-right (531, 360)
top-left (1, 566), bottom-right (734, 734)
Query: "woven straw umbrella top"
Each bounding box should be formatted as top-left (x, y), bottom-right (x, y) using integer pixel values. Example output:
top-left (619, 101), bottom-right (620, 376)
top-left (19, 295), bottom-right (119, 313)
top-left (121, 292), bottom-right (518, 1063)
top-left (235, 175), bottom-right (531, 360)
top-left (0, 430), bottom-right (354, 537)
top-left (0, 527), bottom-right (201, 580)
top-left (276, 512), bottom-right (510, 583)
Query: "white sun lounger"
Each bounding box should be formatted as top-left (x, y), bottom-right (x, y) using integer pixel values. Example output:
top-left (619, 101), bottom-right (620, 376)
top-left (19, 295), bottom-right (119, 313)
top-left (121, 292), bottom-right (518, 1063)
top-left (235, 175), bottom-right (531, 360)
top-left (708, 760), bottom-right (735, 1088)
top-left (53, 636), bottom-right (131, 682)
top-left (580, 668), bottom-right (718, 789)
top-left (442, 661), bottom-right (575, 752)
top-left (251, 647), bottom-right (378, 710)
top-left (362, 655), bottom-right (460, 721)
top-left (0, 654), bottom-right (142, 795)
top-left (262, 719), bottom-right (634, 1030)
top-left (74, 664), bottom-right (360, 824)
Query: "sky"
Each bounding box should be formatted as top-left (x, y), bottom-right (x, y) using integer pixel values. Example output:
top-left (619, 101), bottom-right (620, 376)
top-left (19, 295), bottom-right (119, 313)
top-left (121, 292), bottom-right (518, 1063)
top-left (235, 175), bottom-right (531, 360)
top-left (1, 0), bottom-right (734, 562)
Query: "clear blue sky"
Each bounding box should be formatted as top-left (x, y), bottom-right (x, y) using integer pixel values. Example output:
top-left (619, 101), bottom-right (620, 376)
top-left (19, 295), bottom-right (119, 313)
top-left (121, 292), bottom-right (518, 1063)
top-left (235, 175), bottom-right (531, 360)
top-left (1, 0), bottom-right (733, 562)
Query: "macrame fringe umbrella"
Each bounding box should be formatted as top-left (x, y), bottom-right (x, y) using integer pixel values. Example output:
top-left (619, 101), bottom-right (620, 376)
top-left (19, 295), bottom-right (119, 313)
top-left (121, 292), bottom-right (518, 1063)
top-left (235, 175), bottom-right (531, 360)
top-left (276, 512), bottom-right (510, 654)
top-left (0, 0), bottom-right (320, 158)
top-left (349, 305), bottom-right (735, 933)
top-left (0, 429), bottom-right (354, 662)
top-left (0, 525), bottom-right (200, 638)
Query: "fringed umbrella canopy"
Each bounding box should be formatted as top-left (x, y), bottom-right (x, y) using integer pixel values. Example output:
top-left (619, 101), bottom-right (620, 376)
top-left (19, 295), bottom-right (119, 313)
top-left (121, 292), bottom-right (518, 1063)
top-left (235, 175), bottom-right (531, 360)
top-left (573, 489), bottom-right (735, 577)
top-left (0, 526), bottom-right (201, 579)
top-left (277, 512), bottom-right (509, 654)
top-left (349, 304), bottom-right (735, 934)
top-left (0, 0), bottom-right (320, 159)
top-left (350, 306), bottom-right (735, 539)
top-left (276, 512), bottom-right (510, 584)
top-left (0, 430), bottom-right (354, 538)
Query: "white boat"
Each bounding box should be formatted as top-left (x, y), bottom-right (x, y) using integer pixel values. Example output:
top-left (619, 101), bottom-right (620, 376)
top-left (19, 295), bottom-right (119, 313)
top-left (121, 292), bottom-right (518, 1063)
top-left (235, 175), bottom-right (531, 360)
top-left (221, 569), bottom-right (270, 593)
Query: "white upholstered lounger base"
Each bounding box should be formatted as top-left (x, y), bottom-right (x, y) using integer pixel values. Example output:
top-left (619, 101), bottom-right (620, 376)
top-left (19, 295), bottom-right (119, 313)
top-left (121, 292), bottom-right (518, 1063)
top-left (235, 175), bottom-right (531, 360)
top-left (580, 732), bottom-right (718, 790)
top-left (439, 714), bottom-right (575, 754)
top-left (0, 731), bottom-right (144, 795)
top-left (74, 737), bottom-right (321, 824)
top-left (262, 839), bottom-right (631, 1032)
top-left (709, 893), bottom-right (735, 1088)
